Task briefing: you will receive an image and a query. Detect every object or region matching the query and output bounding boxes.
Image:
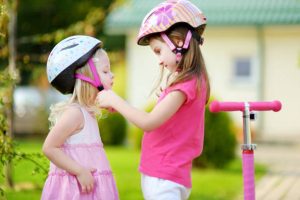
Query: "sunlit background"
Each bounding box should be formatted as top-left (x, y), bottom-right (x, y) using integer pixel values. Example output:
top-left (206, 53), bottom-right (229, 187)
top-left (0, 0), bottom-right (300, 199)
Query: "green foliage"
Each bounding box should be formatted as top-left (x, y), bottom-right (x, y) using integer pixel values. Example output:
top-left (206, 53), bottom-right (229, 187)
top-left (0, 69), bottom-right (16, 195)
top-left (98, 111), bottom-right (127, 146)
top-left (194, 105), bottom-right (237, 168)
top-left (12, 151), bottom-right (48, 176)
top-left (97, 53), bottom-right (127, 146)
top-left (0, 139), bottom-right (49, 199)
top-left (0, 126), bottom-right (14, 166)
top-left (109, 53), bottom-right (126, 98)
top-left (103, 34), bottom-right (125, 51)
top-left (0, 1), bottom-right (8, 39)
top-left (0, 69), bottom-right (15, 88)
top-left (0, 70), bottom-right (17, 173)
top-left (0, 70), bottom-right (48, 196)
top-left (17, 0), bottom-right (115, 37)
top-left (0, 0), bottom-right (125, 84)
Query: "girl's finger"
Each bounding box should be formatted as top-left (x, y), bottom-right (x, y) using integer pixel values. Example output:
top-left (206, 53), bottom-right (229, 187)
top-left (86, 185), bottom-right (91, 193)
top-left (89, 183), bottom-right (94, 192)
top-left (108, 107), bottom-right (116, 113)
top-left (90, 184), bottom-right (94, 192)
top-left (81, 186), bottom-right (86, 193)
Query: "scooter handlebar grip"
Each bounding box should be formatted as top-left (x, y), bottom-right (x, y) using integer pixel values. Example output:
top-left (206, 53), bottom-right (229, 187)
top-left (209, 100), bottom-right (282, 112)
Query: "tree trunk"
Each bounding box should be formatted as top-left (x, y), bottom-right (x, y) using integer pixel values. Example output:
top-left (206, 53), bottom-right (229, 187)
top-left (5, 0), bottom-right (18, 189)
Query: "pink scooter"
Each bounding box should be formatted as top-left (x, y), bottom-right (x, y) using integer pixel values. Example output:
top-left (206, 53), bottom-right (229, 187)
top-left (209, 100), bottom-right (282, 200)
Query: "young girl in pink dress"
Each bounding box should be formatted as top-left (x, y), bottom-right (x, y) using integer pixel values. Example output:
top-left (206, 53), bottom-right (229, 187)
top-left (41, 35), bottom-right (119, 200)
top-left (97, 0), bottom-right (210, 199)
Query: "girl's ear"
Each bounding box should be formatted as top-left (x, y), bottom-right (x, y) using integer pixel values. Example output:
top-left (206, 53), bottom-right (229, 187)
top-left (177, 41), bottom-right (183, 47)
top-left (172, 37), bottom-right (183, 47)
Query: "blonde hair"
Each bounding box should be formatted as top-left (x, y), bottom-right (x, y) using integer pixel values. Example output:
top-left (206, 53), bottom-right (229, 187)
top-left (152, 24), bottom-right (210, 103)
top-left (48, 49), bottom-right (104, 128)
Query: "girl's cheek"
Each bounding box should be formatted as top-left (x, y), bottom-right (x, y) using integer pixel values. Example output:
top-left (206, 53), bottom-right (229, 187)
top-left (103, 79), bottom-right (110, 88)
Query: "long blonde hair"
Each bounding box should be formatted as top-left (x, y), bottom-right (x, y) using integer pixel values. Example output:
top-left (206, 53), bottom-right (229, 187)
top-left (152, 24), bottom-right (210, 103)
top-left (48, 49), bottom-right (104, 128)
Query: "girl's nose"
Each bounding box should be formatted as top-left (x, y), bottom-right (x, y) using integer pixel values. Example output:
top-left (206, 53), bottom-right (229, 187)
top-left (110, 72), bottom-right (114, 79)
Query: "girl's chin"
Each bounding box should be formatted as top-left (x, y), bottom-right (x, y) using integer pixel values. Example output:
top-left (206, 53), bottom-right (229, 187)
top-left (166, 66), bottom-right (177, 72)
top-left (167, 68), bottom-right (176, 73)
top-left (105, 85), bottom-right (113, 90)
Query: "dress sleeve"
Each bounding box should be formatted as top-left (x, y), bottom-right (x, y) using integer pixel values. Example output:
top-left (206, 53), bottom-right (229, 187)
top-left (167, 78), bottom-right (197, 104)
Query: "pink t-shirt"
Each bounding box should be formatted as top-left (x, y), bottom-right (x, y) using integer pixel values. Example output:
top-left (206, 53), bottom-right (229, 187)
top-left (139, 77), bottom-right (207, 188)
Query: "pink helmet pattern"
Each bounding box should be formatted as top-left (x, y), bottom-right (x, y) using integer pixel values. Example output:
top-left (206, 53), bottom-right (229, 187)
top-left (137, 0), bottom-right (207, 46)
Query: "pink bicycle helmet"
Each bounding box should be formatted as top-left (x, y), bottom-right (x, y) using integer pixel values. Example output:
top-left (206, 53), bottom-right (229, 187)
top-left (137, 0), bottom-right (207, 46)
top-left (47, 35), bottom-right (104, 94)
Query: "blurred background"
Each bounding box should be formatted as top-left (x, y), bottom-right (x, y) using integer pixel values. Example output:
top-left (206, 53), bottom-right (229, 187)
top-left (0, 0), bottom-right (299, 199)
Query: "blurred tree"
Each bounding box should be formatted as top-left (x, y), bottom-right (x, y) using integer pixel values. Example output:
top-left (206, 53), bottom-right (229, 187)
top-left (0, 73), bottom-right (48, 194)
top-left (0, 0), bottom-right (124, 85)
top-left (2, 0), bottom-right (19, 189)
top-left (17, 0), bottom-right (114, 43)
top-left (0, 2), bottom-right (47, 192)
top-left (0, 0), bottom-right (8, 38)
top-left (0, 0), bottom-right (8, 59)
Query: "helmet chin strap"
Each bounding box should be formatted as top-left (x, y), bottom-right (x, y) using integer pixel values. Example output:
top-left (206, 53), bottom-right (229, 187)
top-left (75, 58), bottom-right (104, 91)
top-left (161, 30), bottom-right (192, 64)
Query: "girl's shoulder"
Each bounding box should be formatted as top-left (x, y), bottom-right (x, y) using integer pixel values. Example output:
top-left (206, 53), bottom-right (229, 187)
top-left (48, 104), bottom-right (85, 139)
top-left (59, 105), bottom-right (84, 128)
top-left (66, 104), bottom-right (83, 115)
top-left (48, 102), bottom-right (86, 131)
top-left (161, 77), bottom-right (197, 103)
top-left (64, 103), bottom-right (82, 113)
top-left (168, 76), bottom-right (198, 91)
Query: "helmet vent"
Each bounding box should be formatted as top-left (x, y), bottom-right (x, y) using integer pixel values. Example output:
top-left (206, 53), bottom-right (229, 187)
top-left (60, 44), bottom-right (79, 51)
top-left (65, 37), bottom-right (76, 42)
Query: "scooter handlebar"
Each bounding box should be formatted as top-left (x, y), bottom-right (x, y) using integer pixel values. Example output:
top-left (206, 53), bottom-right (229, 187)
top-left (209, 100), bottom-right (282, 112)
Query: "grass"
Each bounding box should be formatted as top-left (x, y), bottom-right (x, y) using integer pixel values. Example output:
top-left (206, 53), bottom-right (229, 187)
top-left (0, 139), bottom-right (266, 200)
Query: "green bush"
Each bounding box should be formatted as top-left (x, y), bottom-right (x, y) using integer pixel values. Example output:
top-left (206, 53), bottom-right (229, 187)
top-left (98, 112), bottom-right (127, 146)
top-left (193, 105), bottom-right (237, 168)
top-left (97, 54), bottom-right (127, 146)
top-left (130, 125), bottom-right (143, 149)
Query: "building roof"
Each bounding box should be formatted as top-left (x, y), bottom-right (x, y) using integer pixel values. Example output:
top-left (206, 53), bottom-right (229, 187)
top-left (105, 0), bottom-right (300, 33)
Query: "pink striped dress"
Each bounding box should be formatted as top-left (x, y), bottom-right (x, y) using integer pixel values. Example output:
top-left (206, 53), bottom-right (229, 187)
top-left (41, 104), bottom-right (119, 200)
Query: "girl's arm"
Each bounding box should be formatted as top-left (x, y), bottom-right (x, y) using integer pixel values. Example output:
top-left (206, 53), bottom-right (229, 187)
top-left (97, 90), bottom-right (186, 131)
top-left (42, 106), bottom-right (95, 193)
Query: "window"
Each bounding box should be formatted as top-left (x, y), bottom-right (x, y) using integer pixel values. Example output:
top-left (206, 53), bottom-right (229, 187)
top-left (233, 57), bottom-right (252, 82)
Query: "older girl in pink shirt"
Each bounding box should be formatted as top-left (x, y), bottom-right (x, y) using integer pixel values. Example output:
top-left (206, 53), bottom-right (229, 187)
top-left (97, 0), bottom-right (210, 199)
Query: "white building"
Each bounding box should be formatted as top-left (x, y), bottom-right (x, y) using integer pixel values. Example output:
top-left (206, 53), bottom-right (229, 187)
top-left (105, 0), bottom-right (300, 140)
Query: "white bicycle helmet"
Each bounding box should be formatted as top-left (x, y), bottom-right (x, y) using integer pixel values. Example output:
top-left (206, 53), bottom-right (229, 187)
top-left (47, 35), bottom-right (103, 94)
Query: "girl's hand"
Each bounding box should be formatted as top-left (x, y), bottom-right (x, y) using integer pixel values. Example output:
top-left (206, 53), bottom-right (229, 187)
top-left (107, 107), bottom-right (116, 113)
top-left (96, 90), bottom-right (118, 109)
top-left (76, 168), bottom-right (96, 193)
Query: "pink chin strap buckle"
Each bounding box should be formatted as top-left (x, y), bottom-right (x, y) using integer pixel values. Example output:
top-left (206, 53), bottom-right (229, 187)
top-left (161, 30), bottom-right (192, 63)
top-left (74, 58), bottom-right (104, 91)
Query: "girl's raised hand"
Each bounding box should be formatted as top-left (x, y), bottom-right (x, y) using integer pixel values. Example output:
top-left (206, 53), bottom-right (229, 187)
top-left (76, 167), bottom-right (96, 193)
top-left (96, 90), bottom-right (118, 109)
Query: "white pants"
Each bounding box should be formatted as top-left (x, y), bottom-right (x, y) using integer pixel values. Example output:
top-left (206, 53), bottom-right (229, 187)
top-left (141, 174), bottom-right (191, 200)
